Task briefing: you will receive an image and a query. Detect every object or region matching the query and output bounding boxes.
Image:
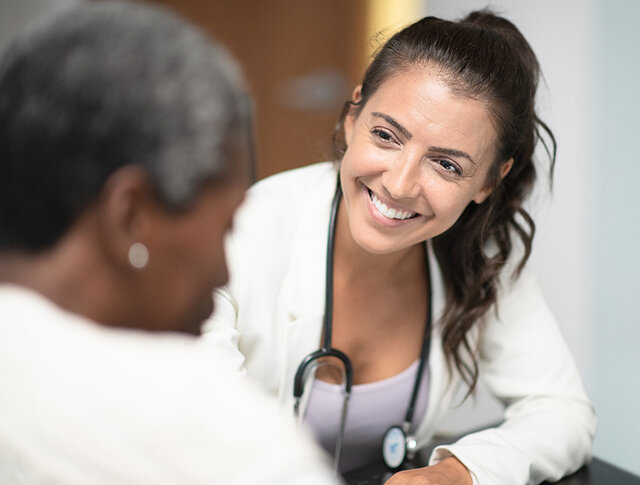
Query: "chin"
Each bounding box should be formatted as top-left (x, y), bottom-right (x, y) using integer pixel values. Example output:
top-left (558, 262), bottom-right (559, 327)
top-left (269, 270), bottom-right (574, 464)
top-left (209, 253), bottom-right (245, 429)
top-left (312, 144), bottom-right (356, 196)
top-left (189, 298), bottom-right (214, 335)
top-left (172, 313), bottom-right (205, 336)
top-left (182, 321), bottom-right (203, 336)
top-left (351, 229), bottom-right (412, 255)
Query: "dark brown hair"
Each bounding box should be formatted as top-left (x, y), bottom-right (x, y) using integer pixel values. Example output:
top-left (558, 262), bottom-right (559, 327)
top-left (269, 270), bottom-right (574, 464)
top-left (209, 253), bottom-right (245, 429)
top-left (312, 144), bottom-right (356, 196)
top-left (333, 10), bottom-right (556, 394)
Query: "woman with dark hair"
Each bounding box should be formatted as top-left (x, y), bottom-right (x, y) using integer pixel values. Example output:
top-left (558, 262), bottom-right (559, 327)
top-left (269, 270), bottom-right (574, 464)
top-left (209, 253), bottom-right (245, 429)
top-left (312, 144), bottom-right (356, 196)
top-left (204, 9), bottom-right (595, 485)
top-left (0, 2), bottom-right (338, 484)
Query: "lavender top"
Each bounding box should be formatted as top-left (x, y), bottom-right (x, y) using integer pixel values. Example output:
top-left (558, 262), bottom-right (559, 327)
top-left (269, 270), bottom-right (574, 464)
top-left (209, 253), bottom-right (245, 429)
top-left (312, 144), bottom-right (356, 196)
top-left (303, 360), bottom-right (429, 473)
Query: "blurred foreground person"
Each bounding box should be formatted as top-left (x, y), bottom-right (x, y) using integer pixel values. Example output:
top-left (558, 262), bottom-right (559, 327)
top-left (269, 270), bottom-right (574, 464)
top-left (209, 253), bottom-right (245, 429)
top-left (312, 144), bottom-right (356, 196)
top-left (0, 2), bottom-right (337, 484)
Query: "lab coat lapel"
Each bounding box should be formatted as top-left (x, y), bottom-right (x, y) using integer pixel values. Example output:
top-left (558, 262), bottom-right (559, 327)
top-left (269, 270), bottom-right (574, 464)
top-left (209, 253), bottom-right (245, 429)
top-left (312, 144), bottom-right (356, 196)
top-left (415, 241), bottom-right (452, 441)
top-left (277, 171), bottom-right (337, 407)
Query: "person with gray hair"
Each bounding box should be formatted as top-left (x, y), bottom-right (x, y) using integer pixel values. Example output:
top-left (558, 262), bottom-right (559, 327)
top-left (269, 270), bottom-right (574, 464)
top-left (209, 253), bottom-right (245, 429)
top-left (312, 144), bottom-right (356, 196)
top-left (0, 2), bottom-right (338, 483)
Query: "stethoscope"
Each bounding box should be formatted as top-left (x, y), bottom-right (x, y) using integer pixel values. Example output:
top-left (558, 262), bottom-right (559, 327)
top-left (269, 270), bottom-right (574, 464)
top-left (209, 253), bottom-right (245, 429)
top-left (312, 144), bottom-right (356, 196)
top-left (293, 179), bottom-right (433, 473)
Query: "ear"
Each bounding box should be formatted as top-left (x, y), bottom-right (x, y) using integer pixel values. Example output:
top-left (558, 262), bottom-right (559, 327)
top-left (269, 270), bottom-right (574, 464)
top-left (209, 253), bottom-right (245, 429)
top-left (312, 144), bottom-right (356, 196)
top-left (473, 158), bottom-right (514, 204)
top-left (343, 85), bottom-right (363, 143)
top-left (94, 165), bottom-right (157, 269)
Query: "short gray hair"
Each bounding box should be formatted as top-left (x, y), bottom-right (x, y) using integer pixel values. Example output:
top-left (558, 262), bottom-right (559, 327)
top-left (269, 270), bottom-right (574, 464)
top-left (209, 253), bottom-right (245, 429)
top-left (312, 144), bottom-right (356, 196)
top-left (0, 1), bottom-right (251, 250)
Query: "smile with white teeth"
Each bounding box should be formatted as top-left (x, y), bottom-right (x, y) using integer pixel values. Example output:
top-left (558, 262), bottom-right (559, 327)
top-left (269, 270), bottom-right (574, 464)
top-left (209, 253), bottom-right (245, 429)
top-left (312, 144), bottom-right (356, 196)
top-left (369, 190), bottom-right (417, 220)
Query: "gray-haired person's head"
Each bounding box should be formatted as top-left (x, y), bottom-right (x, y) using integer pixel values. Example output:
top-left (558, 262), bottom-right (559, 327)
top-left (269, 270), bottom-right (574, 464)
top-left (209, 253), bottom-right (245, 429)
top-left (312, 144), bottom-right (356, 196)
top-left (0, 1), bottom-right (251, 252)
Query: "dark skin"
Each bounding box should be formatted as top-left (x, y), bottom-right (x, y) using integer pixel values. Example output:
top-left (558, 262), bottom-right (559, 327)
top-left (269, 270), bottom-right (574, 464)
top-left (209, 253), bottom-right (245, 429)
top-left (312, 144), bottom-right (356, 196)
top-left (0, 164), bottom-right (247, 335)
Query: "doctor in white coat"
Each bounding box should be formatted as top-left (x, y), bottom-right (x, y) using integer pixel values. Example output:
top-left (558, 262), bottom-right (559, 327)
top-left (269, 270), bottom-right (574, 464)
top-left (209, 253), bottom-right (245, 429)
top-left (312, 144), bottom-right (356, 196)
top-left (204, 10), bottom-right (595, 485)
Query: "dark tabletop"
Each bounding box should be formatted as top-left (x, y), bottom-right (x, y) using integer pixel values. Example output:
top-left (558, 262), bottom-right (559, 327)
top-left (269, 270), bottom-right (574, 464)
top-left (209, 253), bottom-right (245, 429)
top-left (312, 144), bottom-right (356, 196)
top-left (551, 458), bottom-right (640, 485)
top-left (343, 456), bottom-right (640, 485)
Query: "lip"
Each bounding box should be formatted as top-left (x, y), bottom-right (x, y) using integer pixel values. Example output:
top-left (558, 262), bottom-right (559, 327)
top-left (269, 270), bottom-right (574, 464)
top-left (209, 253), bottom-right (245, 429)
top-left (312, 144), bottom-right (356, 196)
top-left (362, 184), bottom-right (424, 228)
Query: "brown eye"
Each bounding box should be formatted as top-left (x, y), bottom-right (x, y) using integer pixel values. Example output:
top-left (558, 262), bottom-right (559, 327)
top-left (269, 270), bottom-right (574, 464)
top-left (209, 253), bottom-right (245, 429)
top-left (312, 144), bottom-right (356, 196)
top-left (372, 128), bottom-right (393, 142)
top-left (438, 159), bottom-right (461, 175)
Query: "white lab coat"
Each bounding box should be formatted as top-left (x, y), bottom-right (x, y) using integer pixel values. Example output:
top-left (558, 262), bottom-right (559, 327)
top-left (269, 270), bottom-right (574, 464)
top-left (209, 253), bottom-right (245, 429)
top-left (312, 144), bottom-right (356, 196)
top-left (203, 161), bottom-right (596, 485)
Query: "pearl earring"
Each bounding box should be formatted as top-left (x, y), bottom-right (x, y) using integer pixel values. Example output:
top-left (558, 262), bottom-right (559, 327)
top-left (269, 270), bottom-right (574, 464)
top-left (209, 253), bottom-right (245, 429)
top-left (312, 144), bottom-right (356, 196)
top-left (128, 242), bottom-right (149, 269)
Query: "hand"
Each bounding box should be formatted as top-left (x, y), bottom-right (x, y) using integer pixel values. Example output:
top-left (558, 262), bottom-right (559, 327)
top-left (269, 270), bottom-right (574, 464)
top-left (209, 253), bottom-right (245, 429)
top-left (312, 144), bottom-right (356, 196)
top-left (383, 457), bottom-right (473, 485)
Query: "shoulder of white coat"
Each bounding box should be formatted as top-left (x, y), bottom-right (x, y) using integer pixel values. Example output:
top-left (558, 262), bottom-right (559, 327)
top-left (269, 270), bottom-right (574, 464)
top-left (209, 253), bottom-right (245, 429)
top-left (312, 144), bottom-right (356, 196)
top-left (476, 231), bottom-right (552, 345)
top-left (238, 161), bottom-right (337, 224)
top-left (468, 232), bottom-right (543, 344)
top-left (250, 161), bottom-right (338, 197)
top-left (220, 161), bottom-right (338, 310)
top-left (481, 228), bottom-right (537, 296)
top-left (228, 161), bottom-right (338, 258)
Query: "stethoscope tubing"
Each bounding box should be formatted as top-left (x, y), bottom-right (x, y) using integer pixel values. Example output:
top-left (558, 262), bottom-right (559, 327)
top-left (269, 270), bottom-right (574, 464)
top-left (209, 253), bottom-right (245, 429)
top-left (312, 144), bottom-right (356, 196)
top-left (293, 178), bottom-right (433, 471)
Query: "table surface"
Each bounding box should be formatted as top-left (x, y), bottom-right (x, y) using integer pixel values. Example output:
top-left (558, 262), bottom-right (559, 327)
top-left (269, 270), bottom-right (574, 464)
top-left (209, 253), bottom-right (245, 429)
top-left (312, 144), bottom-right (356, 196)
top-left (551, 457), bottom-right (640, 485)
top-left (343, 456), bottom-right (640, 485)
top-left (343, 426), bottom-right (640, 485)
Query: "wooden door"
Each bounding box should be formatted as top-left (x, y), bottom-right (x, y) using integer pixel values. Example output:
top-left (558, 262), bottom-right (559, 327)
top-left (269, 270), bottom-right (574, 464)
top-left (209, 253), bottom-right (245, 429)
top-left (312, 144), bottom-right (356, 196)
top-left (148, 0), bottom-right (368, 180)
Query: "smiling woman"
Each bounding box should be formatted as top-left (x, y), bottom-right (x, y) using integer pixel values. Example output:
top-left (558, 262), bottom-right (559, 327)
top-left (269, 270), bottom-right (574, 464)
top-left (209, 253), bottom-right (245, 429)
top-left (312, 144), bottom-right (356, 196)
top-left (203, 9), bottom-right (595, 485)
top-left (339, 69), bottom-right (505, 255)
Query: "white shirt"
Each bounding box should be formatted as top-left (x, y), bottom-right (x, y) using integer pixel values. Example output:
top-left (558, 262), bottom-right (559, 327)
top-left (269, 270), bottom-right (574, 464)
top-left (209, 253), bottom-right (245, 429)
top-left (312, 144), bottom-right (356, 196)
top-left (0, 284), bottom-right (339, 485)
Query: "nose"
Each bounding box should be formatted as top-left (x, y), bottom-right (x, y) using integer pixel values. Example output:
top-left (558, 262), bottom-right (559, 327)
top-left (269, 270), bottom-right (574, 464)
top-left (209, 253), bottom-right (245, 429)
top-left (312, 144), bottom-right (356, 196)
top-left (381, 150), bottom-right (422, 201)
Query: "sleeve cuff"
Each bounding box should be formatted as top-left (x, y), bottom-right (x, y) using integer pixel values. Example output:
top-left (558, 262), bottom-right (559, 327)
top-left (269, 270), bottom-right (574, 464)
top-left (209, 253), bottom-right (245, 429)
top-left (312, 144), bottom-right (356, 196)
top-left (429, 445), bottom-right (480, 485)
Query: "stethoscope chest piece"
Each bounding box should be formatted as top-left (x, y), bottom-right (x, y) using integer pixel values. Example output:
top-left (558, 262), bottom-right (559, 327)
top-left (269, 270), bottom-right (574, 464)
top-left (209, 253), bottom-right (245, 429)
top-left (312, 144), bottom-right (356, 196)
top-left (382, 426), bottom-right (406, 469)
top-left (382, 426), bottom-right (413, 469)
top-left (382, 425), bottom-right (418, 469)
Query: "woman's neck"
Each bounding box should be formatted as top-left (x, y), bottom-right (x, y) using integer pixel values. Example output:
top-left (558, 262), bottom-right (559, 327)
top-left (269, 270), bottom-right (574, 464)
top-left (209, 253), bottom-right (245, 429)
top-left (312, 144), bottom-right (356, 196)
top-left (333, 201), bottom-right (425, 285)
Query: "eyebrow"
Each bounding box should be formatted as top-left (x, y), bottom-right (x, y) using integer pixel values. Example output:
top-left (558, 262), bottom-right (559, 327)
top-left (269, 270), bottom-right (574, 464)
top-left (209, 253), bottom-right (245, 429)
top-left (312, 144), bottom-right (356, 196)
top-left (371, 111), bottom-right (477, 165)
top-left (371, 112), bottom-right (413, 139)
top-left (429, 146), bottom-right (476, 165)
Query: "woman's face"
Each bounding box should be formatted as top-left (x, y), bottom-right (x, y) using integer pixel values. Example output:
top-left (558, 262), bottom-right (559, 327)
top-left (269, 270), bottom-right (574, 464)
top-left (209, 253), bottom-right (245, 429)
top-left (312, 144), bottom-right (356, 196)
top-left (340, 67), bottom-right (504, 255)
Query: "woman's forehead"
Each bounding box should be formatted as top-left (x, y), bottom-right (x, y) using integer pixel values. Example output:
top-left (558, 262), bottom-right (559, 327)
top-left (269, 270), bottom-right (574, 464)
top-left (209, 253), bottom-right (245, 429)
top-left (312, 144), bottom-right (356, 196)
top-left (361, 69), bottom-right (499, 163)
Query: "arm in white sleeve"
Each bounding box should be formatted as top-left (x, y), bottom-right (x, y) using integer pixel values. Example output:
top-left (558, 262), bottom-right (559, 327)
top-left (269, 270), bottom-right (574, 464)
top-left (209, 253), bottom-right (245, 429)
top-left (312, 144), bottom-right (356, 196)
top-left (429, 269), bottom-right (596, 485)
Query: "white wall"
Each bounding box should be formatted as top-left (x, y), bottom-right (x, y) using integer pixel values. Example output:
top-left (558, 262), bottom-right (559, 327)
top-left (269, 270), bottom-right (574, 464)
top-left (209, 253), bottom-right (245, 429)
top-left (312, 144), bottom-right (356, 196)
top-left (424, 0), bottom-right (640, 476)
top-left (590, 0), bottom-right (640, 475)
